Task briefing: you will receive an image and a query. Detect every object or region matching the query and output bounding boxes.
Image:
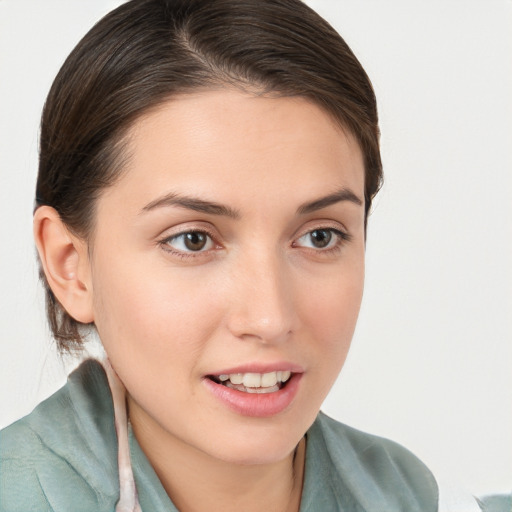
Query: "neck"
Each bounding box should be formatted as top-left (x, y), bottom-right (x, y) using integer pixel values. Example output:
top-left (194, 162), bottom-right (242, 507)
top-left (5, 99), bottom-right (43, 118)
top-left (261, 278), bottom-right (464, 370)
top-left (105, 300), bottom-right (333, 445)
top-left (128, 397), bottom-right (306, 512)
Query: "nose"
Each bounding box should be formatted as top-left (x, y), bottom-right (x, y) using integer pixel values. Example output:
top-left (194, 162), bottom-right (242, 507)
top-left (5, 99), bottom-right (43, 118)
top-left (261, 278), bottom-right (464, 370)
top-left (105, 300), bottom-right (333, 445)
top-left (226, 249), bottom-right (296, 345)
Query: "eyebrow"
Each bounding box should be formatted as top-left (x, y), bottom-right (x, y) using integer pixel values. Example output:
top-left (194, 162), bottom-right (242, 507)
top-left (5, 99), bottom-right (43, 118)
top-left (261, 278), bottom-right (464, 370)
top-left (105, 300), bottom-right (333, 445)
top-left (140, 187), bottom-right (362, 218)
top-left (140, 192), bottom-right (241, 219)
top-left (296, 187), bottom-right (363, 214)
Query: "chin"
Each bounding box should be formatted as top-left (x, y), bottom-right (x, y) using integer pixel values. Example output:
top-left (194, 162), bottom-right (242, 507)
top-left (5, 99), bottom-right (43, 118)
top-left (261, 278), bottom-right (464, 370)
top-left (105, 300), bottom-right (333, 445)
top-left (199, 414), bottom-right (311, 466)
top-left (212, 436), bottom-right (300, 466)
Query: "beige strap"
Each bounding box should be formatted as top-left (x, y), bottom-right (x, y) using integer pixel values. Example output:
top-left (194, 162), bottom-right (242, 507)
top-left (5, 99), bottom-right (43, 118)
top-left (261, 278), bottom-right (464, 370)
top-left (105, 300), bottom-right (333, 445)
top-left (103, 359), bottom-right (142, 512)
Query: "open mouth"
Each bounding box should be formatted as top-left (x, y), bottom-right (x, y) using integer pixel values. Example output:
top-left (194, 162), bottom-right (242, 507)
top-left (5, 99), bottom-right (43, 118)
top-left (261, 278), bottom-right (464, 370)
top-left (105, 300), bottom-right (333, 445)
top-left (207, 371), bottom-right (292, 394)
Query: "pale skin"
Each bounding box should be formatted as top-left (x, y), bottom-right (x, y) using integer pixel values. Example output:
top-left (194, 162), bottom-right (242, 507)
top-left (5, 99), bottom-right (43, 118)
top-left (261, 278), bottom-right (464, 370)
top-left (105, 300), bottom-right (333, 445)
top-left (34, 90), bottom-right (366, 512)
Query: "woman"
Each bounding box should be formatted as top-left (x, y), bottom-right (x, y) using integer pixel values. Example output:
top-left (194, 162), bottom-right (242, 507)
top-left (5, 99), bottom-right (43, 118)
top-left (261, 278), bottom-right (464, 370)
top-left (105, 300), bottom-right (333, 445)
top-left (0, 1), bottom-right (500, 511)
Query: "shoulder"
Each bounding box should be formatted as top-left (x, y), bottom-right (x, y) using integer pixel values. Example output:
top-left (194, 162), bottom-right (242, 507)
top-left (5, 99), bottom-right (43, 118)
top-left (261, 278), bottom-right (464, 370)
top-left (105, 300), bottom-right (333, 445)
top-left (313, 411), bottom-right (437, 484)
top-left (303, 412), bottom-right (439, 512)
top-left (0, 360), bottom-right (119, 512)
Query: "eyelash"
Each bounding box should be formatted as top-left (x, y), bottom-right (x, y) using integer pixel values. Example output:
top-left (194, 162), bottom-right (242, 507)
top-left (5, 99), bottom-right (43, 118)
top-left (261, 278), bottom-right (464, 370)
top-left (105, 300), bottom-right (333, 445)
top-left (158, 226), bottom-right (351, 260)
top-left (159, 228), bottom-right (218, 260)
top-left (293, 227), bottom-right (352, 254)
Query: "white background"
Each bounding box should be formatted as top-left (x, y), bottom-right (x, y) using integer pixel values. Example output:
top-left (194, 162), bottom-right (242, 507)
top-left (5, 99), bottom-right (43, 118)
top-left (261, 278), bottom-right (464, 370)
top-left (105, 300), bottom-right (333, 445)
top-left (0, 0), bottom-right (510, 497)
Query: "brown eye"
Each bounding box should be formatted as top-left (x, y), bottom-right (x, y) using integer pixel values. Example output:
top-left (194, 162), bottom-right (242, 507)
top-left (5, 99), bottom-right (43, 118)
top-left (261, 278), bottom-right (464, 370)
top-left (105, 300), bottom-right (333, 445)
top-left (294, 228), bottom-right (347, 251)
top-left (309, 229), bottom-right (332, 248)
top-left (165, 231), bottom-right (214, 253)
top-left (184, 232), bottom-right (208, 251)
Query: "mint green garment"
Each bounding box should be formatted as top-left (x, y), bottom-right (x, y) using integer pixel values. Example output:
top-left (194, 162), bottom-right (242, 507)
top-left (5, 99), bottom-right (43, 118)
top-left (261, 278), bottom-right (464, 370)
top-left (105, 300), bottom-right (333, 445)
top-left (1, 360), bottom-right (439, 511)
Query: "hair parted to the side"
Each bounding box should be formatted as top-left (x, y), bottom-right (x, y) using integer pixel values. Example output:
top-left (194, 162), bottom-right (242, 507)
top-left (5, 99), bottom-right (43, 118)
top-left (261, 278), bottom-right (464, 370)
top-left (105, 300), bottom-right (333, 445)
top-left (36, 0), bottom-right (383, 352)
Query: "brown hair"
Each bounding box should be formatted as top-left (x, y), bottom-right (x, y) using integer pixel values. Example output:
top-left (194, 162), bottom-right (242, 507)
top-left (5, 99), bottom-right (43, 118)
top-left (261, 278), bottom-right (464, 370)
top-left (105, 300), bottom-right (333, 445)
top-left (36, 0), bottom-right (383, 351)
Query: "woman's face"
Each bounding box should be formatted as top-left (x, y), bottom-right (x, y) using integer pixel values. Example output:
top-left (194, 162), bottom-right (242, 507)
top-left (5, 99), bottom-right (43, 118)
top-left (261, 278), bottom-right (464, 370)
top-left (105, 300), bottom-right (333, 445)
top-left (87, 90), bottom-right (365, 465)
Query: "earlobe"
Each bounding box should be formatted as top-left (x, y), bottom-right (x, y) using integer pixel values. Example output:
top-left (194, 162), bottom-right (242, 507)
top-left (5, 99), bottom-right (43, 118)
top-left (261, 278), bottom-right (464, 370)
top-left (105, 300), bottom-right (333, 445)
top-left (33, 206), bottom-right (94, 324)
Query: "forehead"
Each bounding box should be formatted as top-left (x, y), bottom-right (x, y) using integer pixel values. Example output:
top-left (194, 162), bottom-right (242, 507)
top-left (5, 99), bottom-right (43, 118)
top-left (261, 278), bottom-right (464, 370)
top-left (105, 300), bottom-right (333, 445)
top-left (101, 89), bottom-right (364, 213)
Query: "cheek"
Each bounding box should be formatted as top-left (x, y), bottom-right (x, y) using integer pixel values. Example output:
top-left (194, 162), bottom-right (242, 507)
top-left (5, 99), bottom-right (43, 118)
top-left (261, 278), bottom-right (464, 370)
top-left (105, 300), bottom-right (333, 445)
top-left (304, 261), bottom-right (364, 338)
top-left (91, 256), bottom-right (222, 366)
top-left (297, 255), bottom-right (364, 374)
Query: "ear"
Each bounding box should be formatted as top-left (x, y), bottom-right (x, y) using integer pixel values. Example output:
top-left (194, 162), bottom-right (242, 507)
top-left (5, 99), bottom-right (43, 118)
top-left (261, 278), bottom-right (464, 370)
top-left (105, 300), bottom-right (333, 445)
top-left (33, 206), bottom-right (94, 324)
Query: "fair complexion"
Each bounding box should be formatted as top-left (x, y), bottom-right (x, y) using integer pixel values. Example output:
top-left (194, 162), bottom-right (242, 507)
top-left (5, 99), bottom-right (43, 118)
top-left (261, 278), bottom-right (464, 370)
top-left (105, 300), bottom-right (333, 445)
top-left (34, 90), bottom-right (366, 512)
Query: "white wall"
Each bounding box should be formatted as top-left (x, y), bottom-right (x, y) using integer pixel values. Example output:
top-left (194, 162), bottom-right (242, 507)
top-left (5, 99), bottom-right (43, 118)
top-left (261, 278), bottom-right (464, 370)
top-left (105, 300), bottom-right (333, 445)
top-left (1, 0), bottom-right (510, 497)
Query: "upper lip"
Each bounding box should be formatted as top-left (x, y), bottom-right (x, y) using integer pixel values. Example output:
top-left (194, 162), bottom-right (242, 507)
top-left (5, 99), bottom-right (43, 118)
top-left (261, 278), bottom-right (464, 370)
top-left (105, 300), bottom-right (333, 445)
top-left (207, 361), bottom-right (304, 376)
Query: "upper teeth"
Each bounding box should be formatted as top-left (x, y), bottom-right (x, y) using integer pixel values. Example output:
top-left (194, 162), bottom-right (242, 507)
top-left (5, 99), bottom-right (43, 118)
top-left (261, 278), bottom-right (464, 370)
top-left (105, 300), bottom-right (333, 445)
top-left (218, 371), bottom-right (291, 388)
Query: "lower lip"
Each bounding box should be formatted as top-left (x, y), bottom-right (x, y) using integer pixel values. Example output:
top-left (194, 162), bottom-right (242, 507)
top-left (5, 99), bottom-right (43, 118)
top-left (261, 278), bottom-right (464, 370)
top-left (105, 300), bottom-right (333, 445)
top-left (203, 373), bottom-right (302, 417)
